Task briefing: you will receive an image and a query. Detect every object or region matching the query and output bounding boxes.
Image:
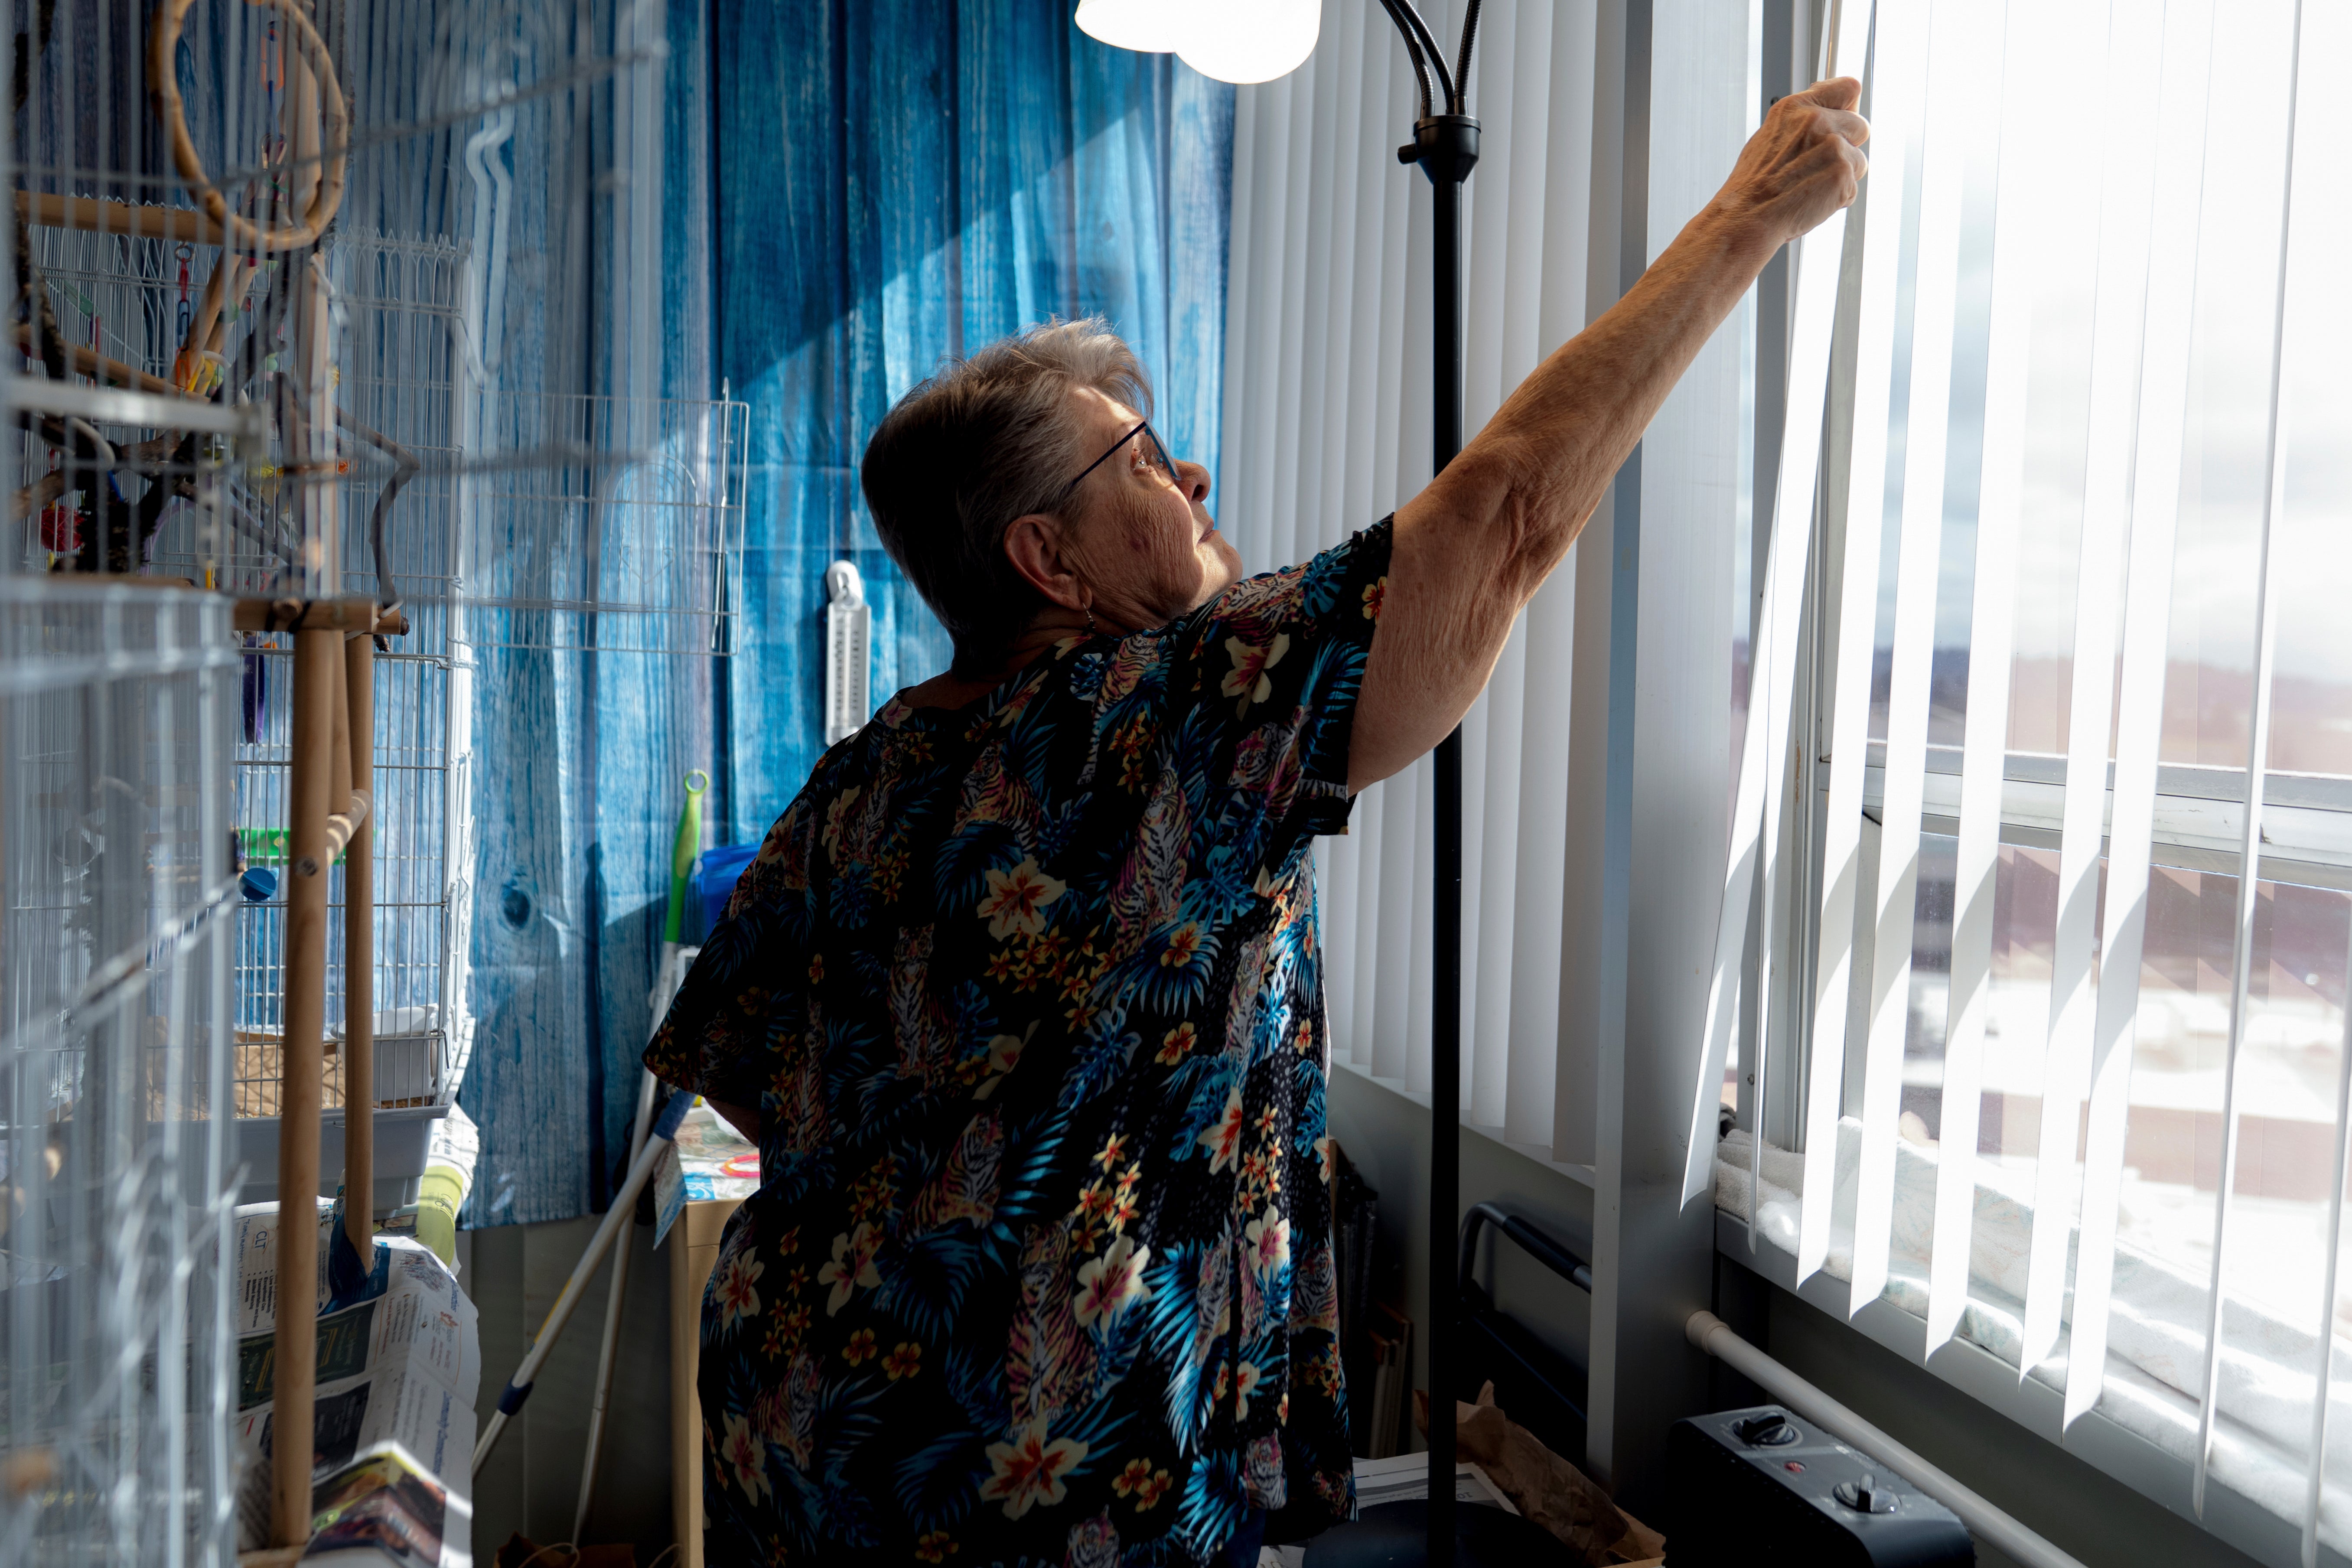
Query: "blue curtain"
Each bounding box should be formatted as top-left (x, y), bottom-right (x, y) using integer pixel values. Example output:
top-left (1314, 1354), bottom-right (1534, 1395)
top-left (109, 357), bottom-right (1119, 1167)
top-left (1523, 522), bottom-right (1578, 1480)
top-left (6, 0), bottom-right (1231, 1230)
top-left (711, 0), bottom-right (1235, 848)
top-left (457, 0), bottom-right (731, 1228)
top-left (457, 0), bottom-right (1233, 1226)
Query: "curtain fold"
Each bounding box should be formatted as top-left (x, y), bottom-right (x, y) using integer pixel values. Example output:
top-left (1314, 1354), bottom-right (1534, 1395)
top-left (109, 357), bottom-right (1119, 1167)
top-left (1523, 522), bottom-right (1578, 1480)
top-left (457, 0), bottom-right (1232, 1225)
top-left (714, 0), bottom-right (1235, 854)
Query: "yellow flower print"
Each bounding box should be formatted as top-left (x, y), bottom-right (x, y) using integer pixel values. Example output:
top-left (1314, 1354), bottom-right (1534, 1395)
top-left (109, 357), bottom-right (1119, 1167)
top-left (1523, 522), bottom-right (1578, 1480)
top-left (976, 857), bottom-right (1068, 940)
top-left (1115, 1458), bottom-right (1173, 1510)
top-left (1244, 1203), bottom-right (1291, 1278)
top-left (1235, 1358), bottom-right (1263, 1419)
top-left (1362, 576), bottom-right (1388, 620)
top-left (1160, 922), bottom-right (1203, 968)
top-left (1073, 1236), bottom-right (1153, 1328)
top-left (843, 1327), bottom-right (877, 1365)
top-left (1220, 631), bottom-right (1291, 715)
top-left (915, 1530), bottom-right (958, 1562)
top-left (883, 1341), bottom-right (922, 1380)
top-left (1199, 1086), bottom-right (1245, 1173)
top-left (1156, 1022), bottom-right (1197, 1065)
top-left (973, 1020), bottom-right (1038, 1100)
top-left (978, 1419), bottom-right (1089, 1519)
top-left (710, 1251), bottom-right (763, 1334)
top-left (720, 1410), bottom-right (769, 1502)
top-left (817, 1224), bottom-right (883, 1316)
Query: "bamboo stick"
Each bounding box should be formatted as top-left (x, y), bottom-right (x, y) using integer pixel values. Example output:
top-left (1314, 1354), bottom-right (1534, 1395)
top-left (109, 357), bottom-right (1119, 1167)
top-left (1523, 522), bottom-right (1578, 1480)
top-left (9, 324), bottom-right (182, 397)
top-left (342, 632), bottom-right (375, 1256)
top-left (13, 190), bottom-right (226, 244)
top-left (273, 626), bottom-right (337, 1548)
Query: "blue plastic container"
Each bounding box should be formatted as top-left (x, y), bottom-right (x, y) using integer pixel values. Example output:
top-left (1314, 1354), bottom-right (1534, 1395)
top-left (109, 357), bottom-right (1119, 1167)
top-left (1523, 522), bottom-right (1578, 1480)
top-left (689, 844), bottom-right (762, 942)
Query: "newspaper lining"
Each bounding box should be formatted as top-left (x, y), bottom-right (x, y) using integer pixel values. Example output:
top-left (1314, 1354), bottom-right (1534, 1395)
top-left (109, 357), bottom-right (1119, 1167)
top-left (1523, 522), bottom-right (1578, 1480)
top-left (229, 1206), bottom-right (481, 1567)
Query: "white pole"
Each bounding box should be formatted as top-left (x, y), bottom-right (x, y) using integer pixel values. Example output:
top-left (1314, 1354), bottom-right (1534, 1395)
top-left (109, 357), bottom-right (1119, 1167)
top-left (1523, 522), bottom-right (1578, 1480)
top-left (473, 1087), bottom-right (690, 1475)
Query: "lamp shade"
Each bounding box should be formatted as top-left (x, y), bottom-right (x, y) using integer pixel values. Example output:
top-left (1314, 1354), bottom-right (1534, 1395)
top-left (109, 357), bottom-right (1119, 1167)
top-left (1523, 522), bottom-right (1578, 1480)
top-left (1176, 0), bottom-right (1320, 84)
top-left (1074, 0), bottom-right (1183, 53)
top-left (1078, 0), bottom-right (1322, 85)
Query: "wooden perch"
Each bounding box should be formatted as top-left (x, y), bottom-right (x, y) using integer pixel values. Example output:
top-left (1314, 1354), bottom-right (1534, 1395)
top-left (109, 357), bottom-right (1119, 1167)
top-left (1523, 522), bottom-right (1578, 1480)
top-left (13, 189), bottom-right (226, 245)
top-left (10, 323), bottom-right (182, 396)
top-left (232, 597), bottom-right (408, 636)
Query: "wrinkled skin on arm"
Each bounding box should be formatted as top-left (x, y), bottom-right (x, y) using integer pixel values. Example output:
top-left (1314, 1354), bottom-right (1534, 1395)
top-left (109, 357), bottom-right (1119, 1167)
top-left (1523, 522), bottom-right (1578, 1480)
top-left (1345, 78), bottom-right (1870, 789)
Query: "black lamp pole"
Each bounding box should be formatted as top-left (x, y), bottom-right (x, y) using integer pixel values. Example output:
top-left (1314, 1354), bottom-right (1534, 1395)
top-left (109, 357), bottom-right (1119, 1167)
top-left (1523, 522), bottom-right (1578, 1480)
top-left (1304, 4), bottom-right (1571, 1564)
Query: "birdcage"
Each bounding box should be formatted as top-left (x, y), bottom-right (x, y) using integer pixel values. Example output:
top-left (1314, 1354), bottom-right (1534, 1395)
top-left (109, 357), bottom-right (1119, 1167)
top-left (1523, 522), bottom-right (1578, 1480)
top-left (6, 0), bottom-right (709, 1552)
top-left (0, 574), bottom-right (242, 1566)
top-left (99, 229), bottom-right (479, 1213)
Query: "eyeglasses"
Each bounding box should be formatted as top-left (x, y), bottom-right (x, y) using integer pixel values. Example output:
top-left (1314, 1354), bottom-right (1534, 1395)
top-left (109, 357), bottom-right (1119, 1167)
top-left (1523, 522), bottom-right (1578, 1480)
top-left (1059, 419), bottom-right (1179, 505)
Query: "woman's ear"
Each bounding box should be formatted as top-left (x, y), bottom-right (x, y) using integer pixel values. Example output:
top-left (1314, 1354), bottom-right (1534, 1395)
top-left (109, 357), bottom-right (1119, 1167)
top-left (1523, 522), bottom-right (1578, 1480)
top-left (1002, 513), bottom-right (1087, 611)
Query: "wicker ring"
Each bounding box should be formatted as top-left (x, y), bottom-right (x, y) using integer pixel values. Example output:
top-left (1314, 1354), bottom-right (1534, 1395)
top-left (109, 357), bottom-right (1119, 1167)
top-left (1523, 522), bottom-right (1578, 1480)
top-left (147, 0), bottom-right (350, 253)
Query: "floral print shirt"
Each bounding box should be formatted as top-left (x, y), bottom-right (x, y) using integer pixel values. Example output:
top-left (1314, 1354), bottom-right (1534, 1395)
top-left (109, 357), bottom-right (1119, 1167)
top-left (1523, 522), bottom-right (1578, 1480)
top-left (646, 520), bottom-right (1393, 1566)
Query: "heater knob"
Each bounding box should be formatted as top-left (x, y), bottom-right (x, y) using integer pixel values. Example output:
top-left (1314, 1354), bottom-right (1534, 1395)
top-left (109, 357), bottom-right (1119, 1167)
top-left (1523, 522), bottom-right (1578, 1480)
top-left (1834, 1473), bottom-right (1899, 1514)
top-left (1733, 1412), bottom-right (1799, 1447)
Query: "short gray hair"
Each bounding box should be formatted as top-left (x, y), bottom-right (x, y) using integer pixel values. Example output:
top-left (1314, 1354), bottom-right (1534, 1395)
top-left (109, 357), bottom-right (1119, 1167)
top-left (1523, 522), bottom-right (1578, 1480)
top-left (860, 318), bottom-right (1151, 675)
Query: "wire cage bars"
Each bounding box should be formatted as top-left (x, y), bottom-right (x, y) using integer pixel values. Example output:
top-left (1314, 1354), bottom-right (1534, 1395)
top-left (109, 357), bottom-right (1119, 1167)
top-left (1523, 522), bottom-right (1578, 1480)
top-left (117, 229), bottom-right (478, 1207)
top-left (0, 576), bottom-right (241, 1567)
top-left (3, 0), bottom-right (720, 1551)
top-left (460, 391), bottom-right (748, 658)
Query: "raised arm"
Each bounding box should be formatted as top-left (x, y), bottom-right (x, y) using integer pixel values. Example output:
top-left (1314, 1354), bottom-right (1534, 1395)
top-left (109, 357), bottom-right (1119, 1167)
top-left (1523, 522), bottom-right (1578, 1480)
top-left (1347, 79), bottom-right (1870, 789)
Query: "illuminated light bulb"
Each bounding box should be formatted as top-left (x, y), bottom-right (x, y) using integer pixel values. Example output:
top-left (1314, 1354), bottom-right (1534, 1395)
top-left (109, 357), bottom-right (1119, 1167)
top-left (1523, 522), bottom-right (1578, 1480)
top-left (1176, 0), bottom-right (1321, 84)
top-left (1075, 0), bottom-right (1183, 53)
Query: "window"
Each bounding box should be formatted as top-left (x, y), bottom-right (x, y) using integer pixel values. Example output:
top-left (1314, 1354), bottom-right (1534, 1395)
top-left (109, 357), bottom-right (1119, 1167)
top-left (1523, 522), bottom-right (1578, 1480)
top-left (1692, 0), bottom-right (2352, 1558)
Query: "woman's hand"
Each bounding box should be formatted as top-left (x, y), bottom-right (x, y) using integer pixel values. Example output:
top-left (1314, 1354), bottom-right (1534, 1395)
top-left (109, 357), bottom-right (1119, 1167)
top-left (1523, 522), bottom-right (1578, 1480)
top-left (1708, 78), bottom-right (1872, 248)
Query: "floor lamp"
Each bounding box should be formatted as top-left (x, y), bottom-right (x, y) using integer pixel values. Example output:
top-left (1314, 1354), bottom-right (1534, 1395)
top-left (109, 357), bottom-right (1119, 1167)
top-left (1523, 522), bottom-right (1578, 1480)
top-left (1303, 4), bottom-right (1571, 1565)
top-left (1075, 0), bottom-right (1583, 1556)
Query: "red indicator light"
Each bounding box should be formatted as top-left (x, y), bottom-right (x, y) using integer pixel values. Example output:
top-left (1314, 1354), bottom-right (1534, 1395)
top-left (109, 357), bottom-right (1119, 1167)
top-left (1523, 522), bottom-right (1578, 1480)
top-left (1784, 1461), bottom-right (1806, 1473)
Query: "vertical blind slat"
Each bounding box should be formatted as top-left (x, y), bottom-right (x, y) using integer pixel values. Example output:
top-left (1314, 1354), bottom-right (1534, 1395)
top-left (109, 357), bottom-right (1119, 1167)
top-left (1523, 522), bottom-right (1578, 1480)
top-left (2019, 0), bottom-right (2169, 1377)
top-left (2195, 0), bottom-right (2308, 1513)
top-left (1481, 0), bottom-right (1559, 1141)
top-left (1799, 0), bottom-right (1923, 1287)
top-left (2290, 19), bottom-right (2352, 1554)
top-left (1276, 49), bottom-right (1326, 575)
top-left (1852, 0), bottom-right (1971, 1310)
top-left (1222, 82), bottom-right (1261, 557)
top-left (2064, 0), bottom-right (2215, 1427)
top-left (1684, 0), bottom-right (1876, 1212)
top-left (1462, 0), bottom-right (1523, 1126)
top-left (1680, 212), bottom-right (1847, 1210)
top-left (2310, 921), bottom-right (2352, 1568)
top-left (1924, 0), bottom-right (2035, 1354)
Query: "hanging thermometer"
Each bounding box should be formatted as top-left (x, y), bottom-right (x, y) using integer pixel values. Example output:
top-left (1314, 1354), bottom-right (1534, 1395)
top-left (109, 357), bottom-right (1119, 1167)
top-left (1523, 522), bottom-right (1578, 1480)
top-left (824, 559), bottom-right (870, 746)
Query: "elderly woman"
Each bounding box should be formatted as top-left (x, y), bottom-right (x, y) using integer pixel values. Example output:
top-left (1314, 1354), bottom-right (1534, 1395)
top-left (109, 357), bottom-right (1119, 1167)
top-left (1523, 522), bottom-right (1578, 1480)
top-left (648, 79), bottom-right (1866, 1568)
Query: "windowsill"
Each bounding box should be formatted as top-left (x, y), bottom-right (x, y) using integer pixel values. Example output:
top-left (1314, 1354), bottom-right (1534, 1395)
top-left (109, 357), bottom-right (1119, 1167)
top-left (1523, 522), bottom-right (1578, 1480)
top-left (1715, 1208), bottom-right (2345, 1568)
top-left (1332, 1058), bottom-right (1597, 1192)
